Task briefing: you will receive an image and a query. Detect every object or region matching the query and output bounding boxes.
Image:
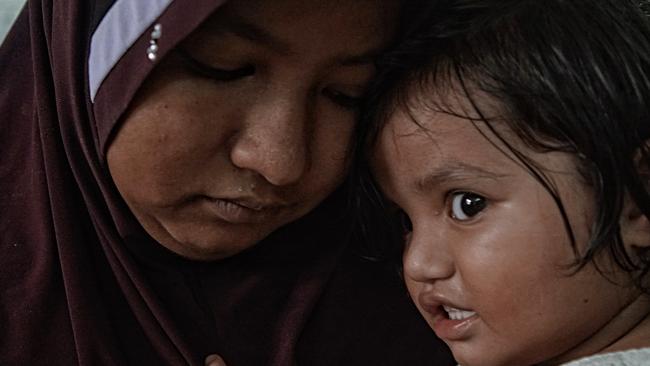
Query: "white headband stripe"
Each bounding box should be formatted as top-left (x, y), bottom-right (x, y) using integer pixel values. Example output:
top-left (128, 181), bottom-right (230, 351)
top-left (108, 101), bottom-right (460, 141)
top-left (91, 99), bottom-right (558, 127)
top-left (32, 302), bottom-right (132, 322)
top-left (88, 0), bottom-right (174, 102)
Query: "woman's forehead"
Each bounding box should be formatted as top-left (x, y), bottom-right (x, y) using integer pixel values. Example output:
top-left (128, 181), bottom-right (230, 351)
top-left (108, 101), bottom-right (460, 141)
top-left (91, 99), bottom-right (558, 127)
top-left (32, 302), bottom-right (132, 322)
top-left (191, 0), bottom-right (399, 60)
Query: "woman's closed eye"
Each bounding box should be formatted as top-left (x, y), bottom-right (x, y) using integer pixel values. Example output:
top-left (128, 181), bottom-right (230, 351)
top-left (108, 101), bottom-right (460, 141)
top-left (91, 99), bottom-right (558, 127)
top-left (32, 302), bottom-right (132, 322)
top-left (449, 191), bottom-right (487, 221)
top-left (321, 87), bottom-right (364, 110)
top-left (176, 48), bottom-right (255, 82)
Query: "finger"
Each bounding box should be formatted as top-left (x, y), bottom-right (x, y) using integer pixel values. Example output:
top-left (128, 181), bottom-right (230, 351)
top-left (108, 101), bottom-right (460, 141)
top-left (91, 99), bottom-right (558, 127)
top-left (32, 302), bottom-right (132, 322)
top-left (205, 354), bottom-right (227, 366)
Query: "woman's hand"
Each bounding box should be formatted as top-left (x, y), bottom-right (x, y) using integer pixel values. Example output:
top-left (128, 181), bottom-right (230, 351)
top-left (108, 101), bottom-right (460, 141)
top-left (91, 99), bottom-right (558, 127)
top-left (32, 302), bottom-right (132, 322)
top-left (205, 354), bottom-right (227, 366)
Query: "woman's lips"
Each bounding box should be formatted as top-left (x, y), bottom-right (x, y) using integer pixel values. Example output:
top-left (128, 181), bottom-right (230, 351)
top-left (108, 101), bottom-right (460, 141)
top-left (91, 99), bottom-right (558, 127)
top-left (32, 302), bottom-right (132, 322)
top-left (418, 294), bottom-right (479, 342)
top-left (205, 197), bottom-right (285, 224)
top-left (228, 197), bottom-right (287, 211)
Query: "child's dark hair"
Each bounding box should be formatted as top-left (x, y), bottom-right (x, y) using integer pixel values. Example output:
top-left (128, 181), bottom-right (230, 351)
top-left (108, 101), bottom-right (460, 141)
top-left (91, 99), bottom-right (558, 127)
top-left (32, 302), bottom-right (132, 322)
top-left (356, 0), bottom-right (650, 291)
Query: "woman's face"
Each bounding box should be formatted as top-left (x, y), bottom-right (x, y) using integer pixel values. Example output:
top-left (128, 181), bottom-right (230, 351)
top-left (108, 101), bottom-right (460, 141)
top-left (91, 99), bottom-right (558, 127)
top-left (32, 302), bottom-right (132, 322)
top-left (371, 91), bottom-right (644, 365)
top-left (107, 0), bottom-right (397, 261)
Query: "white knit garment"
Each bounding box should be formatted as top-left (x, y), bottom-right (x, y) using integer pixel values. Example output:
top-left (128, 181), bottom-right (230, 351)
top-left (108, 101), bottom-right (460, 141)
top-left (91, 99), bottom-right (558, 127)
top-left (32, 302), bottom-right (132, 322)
top-left (456, 348), bottom-right (650, 366)
top-left (561, 348), bottom-right (650, 366)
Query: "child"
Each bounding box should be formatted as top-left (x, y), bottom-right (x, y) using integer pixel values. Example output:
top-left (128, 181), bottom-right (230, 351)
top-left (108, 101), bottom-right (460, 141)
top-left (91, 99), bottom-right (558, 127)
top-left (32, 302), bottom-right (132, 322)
top-left (364, 0), bottom-right (650, 365)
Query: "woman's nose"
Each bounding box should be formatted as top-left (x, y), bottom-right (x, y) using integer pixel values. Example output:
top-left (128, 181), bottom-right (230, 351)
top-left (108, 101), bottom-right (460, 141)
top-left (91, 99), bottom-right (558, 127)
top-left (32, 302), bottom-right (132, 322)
top-left (230, 95), bottom-right (310, 186)
top-left (402, 228), bottom-right (454, 283)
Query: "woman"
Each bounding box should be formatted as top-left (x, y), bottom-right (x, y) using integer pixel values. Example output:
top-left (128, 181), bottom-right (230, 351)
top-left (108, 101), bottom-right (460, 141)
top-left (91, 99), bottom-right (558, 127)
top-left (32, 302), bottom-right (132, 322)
top-left (0, 0), bottom-right (454, 364)
top-left (364, 0), bottom-right (650, 365)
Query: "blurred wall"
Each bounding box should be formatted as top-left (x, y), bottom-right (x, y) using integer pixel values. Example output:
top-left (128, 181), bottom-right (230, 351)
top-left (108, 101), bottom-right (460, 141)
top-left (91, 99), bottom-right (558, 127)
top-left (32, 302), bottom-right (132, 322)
top-left (0, 0), bottom-right (27, 44)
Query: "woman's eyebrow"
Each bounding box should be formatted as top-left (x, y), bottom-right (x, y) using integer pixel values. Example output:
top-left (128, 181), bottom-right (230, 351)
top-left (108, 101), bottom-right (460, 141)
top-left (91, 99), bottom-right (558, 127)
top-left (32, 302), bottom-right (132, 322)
top-left (212, 15), bottom-right (380, 66)
top-left (339, 51), bottom-right (382, 66)
top-left (413, 162), bottom-right (509, 193)
top-left (215, 15), bottom-right (293, 55)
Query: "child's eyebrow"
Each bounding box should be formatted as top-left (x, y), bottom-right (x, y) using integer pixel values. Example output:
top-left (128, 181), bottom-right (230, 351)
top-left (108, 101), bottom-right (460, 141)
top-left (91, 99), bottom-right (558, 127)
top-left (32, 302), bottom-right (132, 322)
top-left (413, 162), bottom-right (509, 193)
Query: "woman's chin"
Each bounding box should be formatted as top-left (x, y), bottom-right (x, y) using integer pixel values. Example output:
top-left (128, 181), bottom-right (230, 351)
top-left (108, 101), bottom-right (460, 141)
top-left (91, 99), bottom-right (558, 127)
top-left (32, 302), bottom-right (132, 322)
top-left (155, 223), bottom-right (272, 262)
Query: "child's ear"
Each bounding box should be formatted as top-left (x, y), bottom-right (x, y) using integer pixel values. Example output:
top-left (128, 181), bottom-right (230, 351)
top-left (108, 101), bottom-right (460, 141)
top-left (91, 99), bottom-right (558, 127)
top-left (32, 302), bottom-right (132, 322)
top-left (620, 194), bottom-right (650, 260)
top-left (620, 194), bottom-right (650, 248)
top-left (621, 142), bottom-right (650, 260)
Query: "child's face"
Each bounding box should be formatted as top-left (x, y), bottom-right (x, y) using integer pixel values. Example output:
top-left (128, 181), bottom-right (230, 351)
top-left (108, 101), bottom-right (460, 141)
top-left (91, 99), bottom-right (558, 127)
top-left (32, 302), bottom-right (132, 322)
top-left (371, 92), bottom-right (640, 366)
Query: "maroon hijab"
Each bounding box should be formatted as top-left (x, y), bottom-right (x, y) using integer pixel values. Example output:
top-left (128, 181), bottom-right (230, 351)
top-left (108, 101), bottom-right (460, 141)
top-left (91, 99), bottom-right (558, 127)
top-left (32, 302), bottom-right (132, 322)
top-left (0, 1), bottom-right (454, 365)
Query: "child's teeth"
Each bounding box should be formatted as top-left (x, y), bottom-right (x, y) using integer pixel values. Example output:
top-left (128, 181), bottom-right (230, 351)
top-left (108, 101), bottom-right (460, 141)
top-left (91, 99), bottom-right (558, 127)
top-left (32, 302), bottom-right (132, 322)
top-left (443, 305), bottom-right (476, 320)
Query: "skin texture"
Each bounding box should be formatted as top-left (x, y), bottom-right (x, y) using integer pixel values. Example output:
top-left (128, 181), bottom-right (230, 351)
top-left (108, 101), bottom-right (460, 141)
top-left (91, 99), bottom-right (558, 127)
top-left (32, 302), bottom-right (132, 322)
top-left (107, 0), bottom-right (398, 261)
top-left (371, 90), bottom-right (650, 366)
top-left (205, 354), bottom-right (226, 366)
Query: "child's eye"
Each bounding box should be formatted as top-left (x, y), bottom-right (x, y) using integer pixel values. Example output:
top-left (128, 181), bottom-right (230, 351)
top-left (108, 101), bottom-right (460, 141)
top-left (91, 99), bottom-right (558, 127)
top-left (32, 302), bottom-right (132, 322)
top-left (322, 88), bottom-right (364, 110)
top-left (177, 48), bottom-right (255, 82)
top-left (450, 192), bottom-right (486, 221)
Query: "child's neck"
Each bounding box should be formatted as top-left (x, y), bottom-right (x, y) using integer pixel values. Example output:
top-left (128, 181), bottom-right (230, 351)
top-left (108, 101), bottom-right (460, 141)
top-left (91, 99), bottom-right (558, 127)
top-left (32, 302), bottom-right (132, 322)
top-left (601, 299), bottom-right (650, 353)
top-left (542, 294), bottom-right (650, 365)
